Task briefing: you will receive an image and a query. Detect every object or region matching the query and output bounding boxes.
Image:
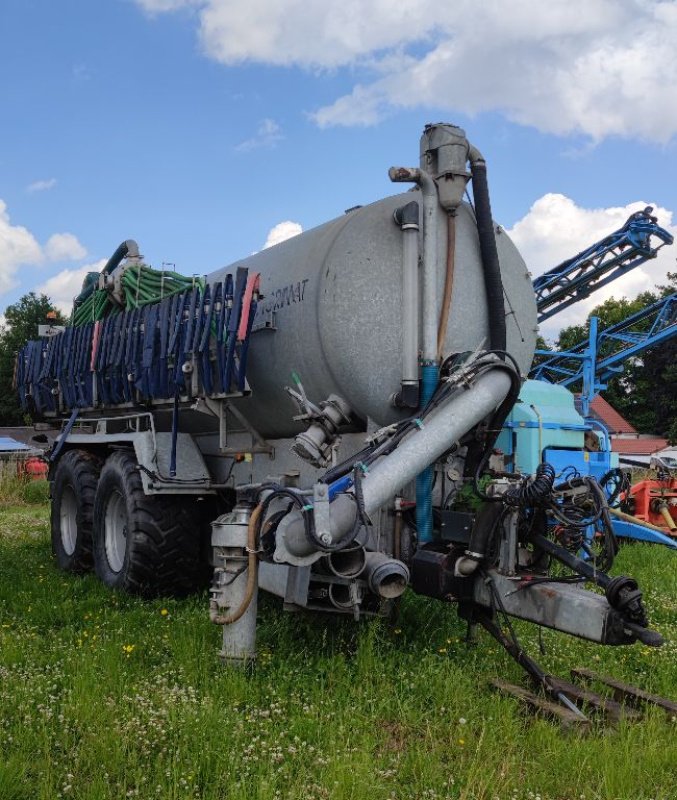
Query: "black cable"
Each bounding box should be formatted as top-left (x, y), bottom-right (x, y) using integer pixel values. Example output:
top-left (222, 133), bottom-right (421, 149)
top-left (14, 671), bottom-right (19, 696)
top-left (598, 467), bottom-right (628, 506)
top-left (482, 567), bottom-right (527, 657)
top-left (255, 484), bottom-right (363, 554)
top-left (504, 463), bottom-right (555, 507)
top-left (319, 442), bottom-right (378, 484)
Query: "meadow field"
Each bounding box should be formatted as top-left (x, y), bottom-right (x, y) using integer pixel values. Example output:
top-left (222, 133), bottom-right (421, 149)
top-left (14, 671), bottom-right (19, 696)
top-left (0, 480), bottom-right (675, 800)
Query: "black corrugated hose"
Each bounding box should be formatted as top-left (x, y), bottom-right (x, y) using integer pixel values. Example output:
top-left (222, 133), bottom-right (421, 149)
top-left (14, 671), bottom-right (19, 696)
top-left (470, 160), bottom-right (506, 353)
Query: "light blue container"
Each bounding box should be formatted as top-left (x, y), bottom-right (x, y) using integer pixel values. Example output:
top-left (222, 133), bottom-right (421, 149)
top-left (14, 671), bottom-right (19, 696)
top-left (496, 380), bottom-right (618, 478)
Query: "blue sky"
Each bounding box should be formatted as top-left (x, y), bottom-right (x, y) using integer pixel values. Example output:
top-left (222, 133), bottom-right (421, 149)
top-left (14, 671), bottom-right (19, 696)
top-left (1, 0), bottom-right (676, 337)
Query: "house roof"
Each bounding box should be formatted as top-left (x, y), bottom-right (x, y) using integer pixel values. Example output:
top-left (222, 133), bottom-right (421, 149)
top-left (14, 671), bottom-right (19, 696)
top-left (611, 438), bottom-right (669, 455)
top-left (586, 395), bottom-right (637, 434)
top-left (0, 436), bottom-right (31, 452)
top-left (0, 427), bottom-right (52, 450)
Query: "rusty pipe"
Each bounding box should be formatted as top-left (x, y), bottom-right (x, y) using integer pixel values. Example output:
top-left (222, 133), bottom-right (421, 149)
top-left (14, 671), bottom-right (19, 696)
top-left (658, 502), bottom-right (677, 531)
top-left (609, 506), bottom-right (675, 535)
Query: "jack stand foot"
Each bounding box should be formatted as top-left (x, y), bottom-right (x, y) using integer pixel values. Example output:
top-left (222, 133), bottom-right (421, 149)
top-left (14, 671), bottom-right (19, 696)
top-left (465, 621), bottom-right (478, 647)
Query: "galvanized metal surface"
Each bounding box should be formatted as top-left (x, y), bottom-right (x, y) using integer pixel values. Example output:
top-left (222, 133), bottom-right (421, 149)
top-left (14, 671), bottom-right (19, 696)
top-left (211, 510), bottom-right (258, 663)
top-left (62, 425), bottom-right (214, 495)
top-left (208, 194), bottom-right (536, 439)
top-left (275, 367), bottom-right (512, 563)
top-left (473, 572), bottom-right (617, 644)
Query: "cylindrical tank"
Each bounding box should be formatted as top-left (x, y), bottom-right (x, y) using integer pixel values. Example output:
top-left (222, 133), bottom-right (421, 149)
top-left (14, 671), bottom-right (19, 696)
top-left (209, 192), bottom-right (537, 438)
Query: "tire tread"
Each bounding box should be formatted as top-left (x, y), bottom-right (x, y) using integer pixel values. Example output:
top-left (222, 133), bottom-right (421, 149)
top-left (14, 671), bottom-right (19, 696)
top-left (51, 449), bottom-right (102, 572)
top-left (93, 450), bottom-right (201, 596)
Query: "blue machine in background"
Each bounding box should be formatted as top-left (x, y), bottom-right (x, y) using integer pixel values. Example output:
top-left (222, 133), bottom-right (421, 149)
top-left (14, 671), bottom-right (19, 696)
top-left (499, 381), bottom-right (677, 549)
top-left (531, 294), bottom-right (677, 416)
top-left (496, 379), bottom-right (615, 480)
top-left (499, 210), bottom-right (677, 549)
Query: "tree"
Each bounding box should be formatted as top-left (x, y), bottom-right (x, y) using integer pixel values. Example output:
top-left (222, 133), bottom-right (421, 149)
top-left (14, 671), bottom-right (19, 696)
top-left (0, 293), bottom-right (65, 426)
top-left (641, 272), bottom-right (677, 438)
top-left (554, 274), bottom-right (677, 436)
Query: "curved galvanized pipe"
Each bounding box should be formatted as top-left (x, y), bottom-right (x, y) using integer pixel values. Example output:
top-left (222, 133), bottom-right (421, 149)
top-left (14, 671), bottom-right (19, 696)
top-left (275, 365), bottom-right (513, 561)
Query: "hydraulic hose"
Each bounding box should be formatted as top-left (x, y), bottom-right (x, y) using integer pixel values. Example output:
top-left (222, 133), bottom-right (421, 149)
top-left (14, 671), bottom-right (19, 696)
top-left (436, 212), bottom-right (457, 361)
top-left (470, 159), bottom-right (506, 353)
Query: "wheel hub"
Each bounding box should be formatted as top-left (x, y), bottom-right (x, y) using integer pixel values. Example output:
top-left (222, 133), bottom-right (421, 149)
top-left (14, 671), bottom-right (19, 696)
top-left (104, 490), bottom-right (127, 573)
top-left (59, 485), bottom-right (78, 556)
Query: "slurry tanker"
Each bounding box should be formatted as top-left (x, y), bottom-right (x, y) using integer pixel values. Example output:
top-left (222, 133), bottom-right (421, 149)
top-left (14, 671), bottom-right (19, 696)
top-left (16, 124), bottom-right (669, 723)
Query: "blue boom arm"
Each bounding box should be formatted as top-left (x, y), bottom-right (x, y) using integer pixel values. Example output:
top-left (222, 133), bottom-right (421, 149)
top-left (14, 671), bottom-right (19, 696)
top-left (533, 208), bottom-right (673, 323)
top-left (530, 293), bottom-right (677, 413)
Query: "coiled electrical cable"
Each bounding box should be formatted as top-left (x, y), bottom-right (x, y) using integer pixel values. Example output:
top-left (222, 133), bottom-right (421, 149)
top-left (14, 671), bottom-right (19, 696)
top-left (598, 467), bottom-right (629, 506)
top-left (505, 463), bottom-right (555, 507)
top-left (510, 469), bottom-right (619, 573)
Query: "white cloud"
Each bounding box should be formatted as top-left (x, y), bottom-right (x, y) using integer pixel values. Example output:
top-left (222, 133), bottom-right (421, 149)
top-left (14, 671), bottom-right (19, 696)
top-left (235, 118), bottom-right (283, 152)
top-left (26, 178), bottom-right (57, 193)
top-left (135, 0), bottom-right (201, 12)
top-left (0, 200), bottom-right (44, 295)
top-left (133, 0), bottom-right (677, 142)
top-left (196, 0), bottom-right (436, 68)
top-left (36, 259), bottom-right (107, 316)
top-left (263, 220), bottom-right (302, 249)
top-left (507, 194), bottom-right (677, 340)
top-left (0, 199), bottom-right (88, 299)
top-left (44, 233), bottom-right (87, 262)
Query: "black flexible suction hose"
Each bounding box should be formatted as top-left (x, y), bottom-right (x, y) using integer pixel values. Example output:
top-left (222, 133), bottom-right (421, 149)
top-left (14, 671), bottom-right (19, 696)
top-left (471, 160), bottom-right (506, 353)
top-left (103, 239), bottom-right (140, 275)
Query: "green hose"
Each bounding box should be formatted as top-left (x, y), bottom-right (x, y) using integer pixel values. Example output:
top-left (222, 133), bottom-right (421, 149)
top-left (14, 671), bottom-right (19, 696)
top-left (70, 264), bottom-right (204, 325)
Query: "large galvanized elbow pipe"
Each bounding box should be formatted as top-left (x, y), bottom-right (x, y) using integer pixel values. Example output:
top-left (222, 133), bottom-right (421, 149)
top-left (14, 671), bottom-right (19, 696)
top-left (274, 365), bottom-right (513, 563)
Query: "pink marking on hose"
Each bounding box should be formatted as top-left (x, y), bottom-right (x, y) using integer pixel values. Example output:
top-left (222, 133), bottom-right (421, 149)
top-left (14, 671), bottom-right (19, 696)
top-left (237, 273), bottom-right (260, 342)
top-left (90, 320), bottom-right (102, 371)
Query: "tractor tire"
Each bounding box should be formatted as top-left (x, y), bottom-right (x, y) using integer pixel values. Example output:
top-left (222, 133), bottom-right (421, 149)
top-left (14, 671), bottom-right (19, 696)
top-left (92, 450), bottom-right (201, 596)
top-left (51, 449), bottom-right (102, 573)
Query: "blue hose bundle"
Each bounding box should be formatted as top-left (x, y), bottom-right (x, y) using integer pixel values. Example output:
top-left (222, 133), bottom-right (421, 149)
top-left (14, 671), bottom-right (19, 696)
top-left (16, 271), bottom-right (257, 417)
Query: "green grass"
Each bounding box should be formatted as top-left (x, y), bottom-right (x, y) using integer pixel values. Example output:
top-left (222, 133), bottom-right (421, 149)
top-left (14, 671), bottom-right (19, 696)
top-left (0, 476), bottom-right (50, 506)
top-left (0, 494), bottom-right (676, 800)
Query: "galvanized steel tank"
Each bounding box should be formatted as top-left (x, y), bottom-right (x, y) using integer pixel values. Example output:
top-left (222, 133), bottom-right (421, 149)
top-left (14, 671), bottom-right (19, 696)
top-left (208, 192), bottom-right (537, 439)
top-left (210, 123), bottom-right (537, 439)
